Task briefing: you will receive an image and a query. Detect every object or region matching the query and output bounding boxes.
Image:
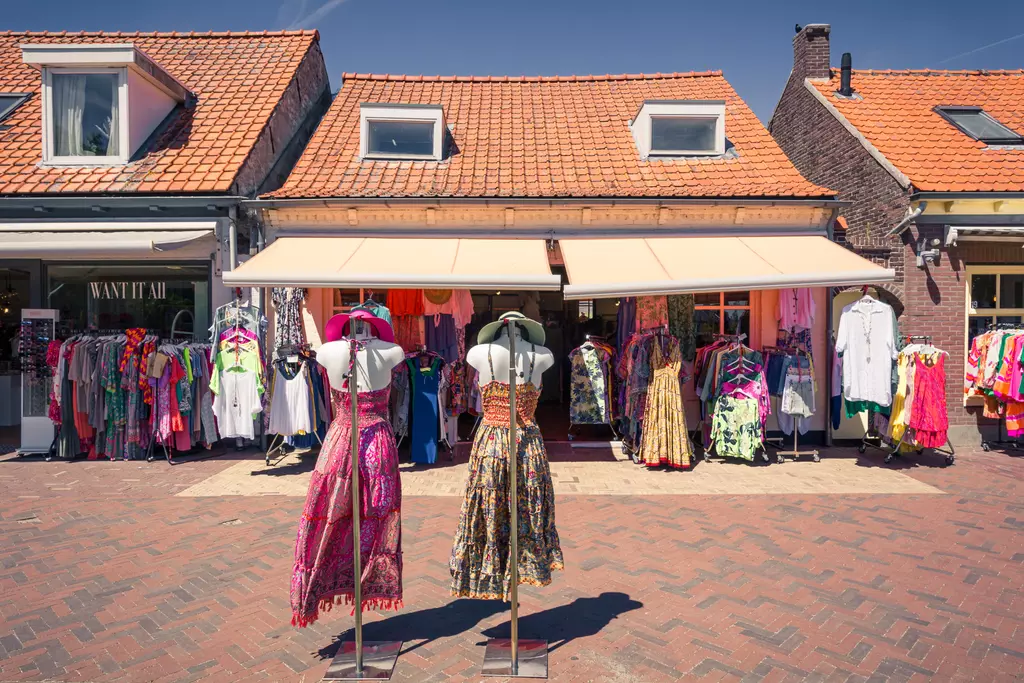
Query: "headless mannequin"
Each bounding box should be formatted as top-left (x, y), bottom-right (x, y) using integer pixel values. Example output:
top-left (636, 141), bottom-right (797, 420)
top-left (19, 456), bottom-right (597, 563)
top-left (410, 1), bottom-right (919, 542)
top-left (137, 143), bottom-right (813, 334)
top-left (317, 320), bottom-right (404, 392)
top-left (466, 322), bottom-right (554, 386)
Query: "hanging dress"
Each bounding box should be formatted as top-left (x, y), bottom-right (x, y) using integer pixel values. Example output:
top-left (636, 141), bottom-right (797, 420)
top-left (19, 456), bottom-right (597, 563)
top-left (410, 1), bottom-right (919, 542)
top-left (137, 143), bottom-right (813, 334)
top-left (638, 338), bottom-right (692, 469)
top-left (908, 353), bottom-right (948, 448)
top-left (290, 366), bottom-right (403, 627)
top-left (408, 357), bottom-right (441, 464)
top-left (450, 344), bottom-right (563, 599)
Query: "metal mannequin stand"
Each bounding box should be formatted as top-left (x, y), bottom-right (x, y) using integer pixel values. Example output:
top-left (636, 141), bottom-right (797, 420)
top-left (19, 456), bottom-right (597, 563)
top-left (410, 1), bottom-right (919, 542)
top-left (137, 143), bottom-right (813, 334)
top-left (482, 319), bottom-right (548, 678)
top-left (324, 336), bottom-right (402, 680)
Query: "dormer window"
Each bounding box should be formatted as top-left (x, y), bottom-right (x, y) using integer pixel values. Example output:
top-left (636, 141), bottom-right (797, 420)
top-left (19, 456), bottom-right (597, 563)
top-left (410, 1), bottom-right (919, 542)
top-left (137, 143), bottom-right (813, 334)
top-left (631, 100), bottom-right (726, 158)
top-left (21, 43), bottom-right (191, 166)
top-left (360, 104), bottom-right (444, 161)
top-left (936, 106), bottom-right (1024, 146)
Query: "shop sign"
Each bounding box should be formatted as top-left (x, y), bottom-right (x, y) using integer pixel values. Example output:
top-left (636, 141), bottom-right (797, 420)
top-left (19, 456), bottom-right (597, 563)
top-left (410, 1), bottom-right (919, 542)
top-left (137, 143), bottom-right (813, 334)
top-left (89, 282), bottom-right (167, 300)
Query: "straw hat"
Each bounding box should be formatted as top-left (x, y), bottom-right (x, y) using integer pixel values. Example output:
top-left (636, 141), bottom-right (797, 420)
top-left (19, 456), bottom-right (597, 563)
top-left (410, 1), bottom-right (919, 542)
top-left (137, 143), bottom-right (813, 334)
top-left (424, 289), bottom-right (453, 305)
top-left (476, 311), bottom-right (545, 346)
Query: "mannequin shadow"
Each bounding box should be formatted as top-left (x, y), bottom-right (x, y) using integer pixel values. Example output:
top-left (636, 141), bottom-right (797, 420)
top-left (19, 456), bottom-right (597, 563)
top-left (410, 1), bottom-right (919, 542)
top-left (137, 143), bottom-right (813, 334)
top-left (478, 592), bottom-right (644, 654)
top-left (316, 599), bottom-right (507, 659)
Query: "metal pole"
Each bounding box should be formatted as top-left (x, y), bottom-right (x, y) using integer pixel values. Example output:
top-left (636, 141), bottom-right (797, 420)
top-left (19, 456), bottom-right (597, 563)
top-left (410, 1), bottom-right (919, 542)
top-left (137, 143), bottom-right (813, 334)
top-left (506, 319), bottom-right (519, 675)
top-left (349, 338), bottom-right (364, 675)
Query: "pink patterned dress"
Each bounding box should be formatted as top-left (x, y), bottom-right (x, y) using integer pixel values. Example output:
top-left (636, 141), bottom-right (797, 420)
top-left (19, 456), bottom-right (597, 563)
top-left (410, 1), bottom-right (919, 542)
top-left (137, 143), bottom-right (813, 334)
top-left (290, 385), bottom-right (402, 627)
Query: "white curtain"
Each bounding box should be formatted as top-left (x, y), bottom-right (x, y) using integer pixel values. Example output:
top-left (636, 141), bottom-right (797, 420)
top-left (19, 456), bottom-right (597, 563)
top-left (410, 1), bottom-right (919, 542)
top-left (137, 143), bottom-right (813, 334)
top-left (52, 74), bottom-right (86, 156)
top-left (106, 75), bottom-right (119, 156)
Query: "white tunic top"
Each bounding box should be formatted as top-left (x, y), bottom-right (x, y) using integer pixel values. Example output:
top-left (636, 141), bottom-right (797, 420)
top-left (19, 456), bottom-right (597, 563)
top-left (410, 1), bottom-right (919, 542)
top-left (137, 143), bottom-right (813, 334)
top-left (835, 296), bottom-right (898, 406)
top-left (268, 363), bottom-right (313, 436)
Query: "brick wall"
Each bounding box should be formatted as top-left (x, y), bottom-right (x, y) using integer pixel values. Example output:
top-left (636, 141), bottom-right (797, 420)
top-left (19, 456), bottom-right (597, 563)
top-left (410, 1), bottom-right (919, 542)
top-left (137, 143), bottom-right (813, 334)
top-left (769, 24), bottom-right (910, 302)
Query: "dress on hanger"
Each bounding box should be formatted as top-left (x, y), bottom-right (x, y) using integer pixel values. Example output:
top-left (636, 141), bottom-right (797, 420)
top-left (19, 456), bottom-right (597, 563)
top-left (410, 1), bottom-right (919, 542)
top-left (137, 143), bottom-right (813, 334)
top-left (408, 357), bottom-right (441, 464)
top-left (909, 353), bottom-right (948, 448)
top-left (290, 369), bottom-right (402, 627)
top-left (450, 344), bottom-right (563, 600)
top-left (638, 337), bottom-right (692, 469)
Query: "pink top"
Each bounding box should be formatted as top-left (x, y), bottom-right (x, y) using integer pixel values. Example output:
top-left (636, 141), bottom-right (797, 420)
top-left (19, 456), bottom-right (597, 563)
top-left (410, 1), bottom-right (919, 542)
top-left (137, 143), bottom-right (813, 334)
top-left (423, 289), bottom-right (475, 328)
top-left (777, 288), bottom-right (815, 332)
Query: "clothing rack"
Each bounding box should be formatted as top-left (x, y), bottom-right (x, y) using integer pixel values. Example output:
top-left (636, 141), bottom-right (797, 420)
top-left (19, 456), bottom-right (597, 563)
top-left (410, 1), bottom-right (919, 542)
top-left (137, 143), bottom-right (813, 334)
top-left (764, 345), bottom-right (819, 463)
top-left (970, 327), bottom-right (1024, 454)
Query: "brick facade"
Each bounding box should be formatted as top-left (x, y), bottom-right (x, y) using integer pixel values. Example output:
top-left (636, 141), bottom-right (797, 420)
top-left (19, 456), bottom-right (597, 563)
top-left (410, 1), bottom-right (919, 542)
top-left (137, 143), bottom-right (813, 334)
top-left (769, 24), bottom-right (1024, 446)
top-left (770, 25), bottom-right (908, 303)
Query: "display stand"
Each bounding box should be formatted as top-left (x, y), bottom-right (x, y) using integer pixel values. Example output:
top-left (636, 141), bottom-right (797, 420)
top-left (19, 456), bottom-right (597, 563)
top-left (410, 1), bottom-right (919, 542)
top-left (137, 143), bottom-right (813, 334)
top-left (18, 309), bottom-right (58, 456)
top-left (776, 425), bottom-right (820, 463)
top-left (325, 337), bottom-right (401, 680)
top-left (482, 319), bottom-right (548, 679)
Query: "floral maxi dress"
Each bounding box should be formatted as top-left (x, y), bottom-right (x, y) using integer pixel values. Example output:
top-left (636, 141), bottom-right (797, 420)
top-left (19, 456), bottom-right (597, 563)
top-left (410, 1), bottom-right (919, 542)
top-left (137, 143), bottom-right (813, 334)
top-left (450, 348), bottom-right (563, 599)
top-left (638, 338), bottom-right (692, 469)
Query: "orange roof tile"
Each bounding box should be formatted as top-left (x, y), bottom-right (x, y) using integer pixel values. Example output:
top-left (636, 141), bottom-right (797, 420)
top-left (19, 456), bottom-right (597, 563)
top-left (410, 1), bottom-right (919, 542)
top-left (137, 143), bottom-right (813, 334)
top-left (808, 69), bottom-right (1024, 192)
top-left (0, 30), bottom-right (319, 196)
top-left (269, 72), bottom-right (831, 199)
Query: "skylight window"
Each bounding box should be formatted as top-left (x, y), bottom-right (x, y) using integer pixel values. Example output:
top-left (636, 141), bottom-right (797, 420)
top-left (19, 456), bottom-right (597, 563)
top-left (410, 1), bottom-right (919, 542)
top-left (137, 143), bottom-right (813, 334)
top-left (360, 104), bottom-right (445, 161)
top-left (0, 93), bottom-right (30, 125)
top-left (631, 100), bottom-right (726, 158)
top-left (936, 106), bottom-right (1023, 145)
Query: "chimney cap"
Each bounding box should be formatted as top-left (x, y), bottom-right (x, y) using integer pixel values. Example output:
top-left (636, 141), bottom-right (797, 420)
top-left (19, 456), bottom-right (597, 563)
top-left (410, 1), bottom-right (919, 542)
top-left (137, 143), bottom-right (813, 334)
top-left (799, 23), bottom-right (831, 35)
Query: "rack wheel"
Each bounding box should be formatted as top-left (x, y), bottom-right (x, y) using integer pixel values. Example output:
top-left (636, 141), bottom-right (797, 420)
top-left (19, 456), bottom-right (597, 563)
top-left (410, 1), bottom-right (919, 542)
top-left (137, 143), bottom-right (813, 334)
top-left (812, 453), bottom-right (820, 462)
top-left (884, 453), bottom-right (894, 464)
top-left (265, 455), bottom-right (271, 466)
top-left (703, 452), bottom-right (712, 463)
top-left (858, 443), bottom-right (867, 454)
top-left (945, 455), bottom-right (955, 466)
top-left (981, 442), bottom-right (990, 452)
top-left (567, 433), bottom-right (574, 441)
top-left (761, 451), bottom-right (770, 463)
top-left (776, 454), bottom-right (785, 464)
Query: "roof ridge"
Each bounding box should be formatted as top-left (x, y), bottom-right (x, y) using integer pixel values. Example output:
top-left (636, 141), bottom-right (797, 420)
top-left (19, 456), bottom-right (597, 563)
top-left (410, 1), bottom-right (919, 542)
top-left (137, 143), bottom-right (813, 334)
top-left (836, 67), bottom-right (1024, 77)
top-left (0, 29), bottom-right (318, 39)
top-left (340, 71), bottom-right (723, 83)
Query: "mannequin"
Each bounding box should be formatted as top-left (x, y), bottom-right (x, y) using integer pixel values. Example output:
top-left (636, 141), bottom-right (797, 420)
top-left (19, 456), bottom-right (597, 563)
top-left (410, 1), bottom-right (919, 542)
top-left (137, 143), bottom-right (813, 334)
top-left (290, 314), bottom-right (405, 627)
top-left (317, 320), bottom-right (404, 391)
top-left (451, 312), bottom-right (564, 601)
top-left (466, 324), bottom-right (554, 386)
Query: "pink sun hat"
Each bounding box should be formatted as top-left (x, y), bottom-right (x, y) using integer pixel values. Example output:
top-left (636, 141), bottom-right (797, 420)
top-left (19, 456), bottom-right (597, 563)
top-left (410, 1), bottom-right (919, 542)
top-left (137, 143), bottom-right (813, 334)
top-left (324, 309), bottom-right (395, 343)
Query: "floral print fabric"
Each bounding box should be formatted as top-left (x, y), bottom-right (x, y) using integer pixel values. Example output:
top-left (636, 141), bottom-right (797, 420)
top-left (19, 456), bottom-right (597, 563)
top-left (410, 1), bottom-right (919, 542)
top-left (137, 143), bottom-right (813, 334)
top-left (634, 296), bottom-right (668, 332)
top-left (639, 338), bottom-right (692, 469)
top-left (450, 381), bottom-right (563, 600)
top-left (710, 394), bottom-right (762, 461)
top-left (272, 288), bottom-right (306, 350)
top-left (668, 294), bottom-right (695, 361)
top-left (291, 385), bottom-right (402, 627)
top-left (569, 343), bottom-right (612, 424)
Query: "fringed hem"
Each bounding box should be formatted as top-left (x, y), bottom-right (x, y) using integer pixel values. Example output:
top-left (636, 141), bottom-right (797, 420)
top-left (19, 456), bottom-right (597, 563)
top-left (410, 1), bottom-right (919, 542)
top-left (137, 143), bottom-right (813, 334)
top-left (291, 593), bottom-right (404, 628)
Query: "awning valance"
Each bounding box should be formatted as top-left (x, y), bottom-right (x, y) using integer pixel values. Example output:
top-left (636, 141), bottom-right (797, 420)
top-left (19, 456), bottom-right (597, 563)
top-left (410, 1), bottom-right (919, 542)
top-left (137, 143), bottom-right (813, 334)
top-left (560, 235), bottom-right (895, 300)
top-left (944, 225), bottom-right (1024, 247)
top-left (0, 230), bottom-right (214, 259)
top-left (222, 237), bottom-right (562, 290)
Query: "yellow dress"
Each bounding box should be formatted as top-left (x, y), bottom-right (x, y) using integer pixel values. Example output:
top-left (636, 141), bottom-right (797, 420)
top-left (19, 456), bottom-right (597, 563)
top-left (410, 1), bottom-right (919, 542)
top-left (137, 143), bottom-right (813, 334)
top-left (639, 339), bottom-right (693, 469)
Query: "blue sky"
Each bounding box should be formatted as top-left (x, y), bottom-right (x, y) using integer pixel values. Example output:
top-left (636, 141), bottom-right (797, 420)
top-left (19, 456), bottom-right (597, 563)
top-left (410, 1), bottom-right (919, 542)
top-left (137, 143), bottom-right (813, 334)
top-left (6, 0), bottom-right (1024, 122)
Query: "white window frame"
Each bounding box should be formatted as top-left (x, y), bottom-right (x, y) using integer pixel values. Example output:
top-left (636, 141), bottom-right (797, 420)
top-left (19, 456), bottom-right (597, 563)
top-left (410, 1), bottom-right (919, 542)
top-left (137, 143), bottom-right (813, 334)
top-left (41, 66), bottom-right (130, 166)
top-left (360, 104), bottom-right (444, 161)
top-left (966, 265), bottom-right (1024, 344)
top-left (631, 100), bottom-right (726, 158)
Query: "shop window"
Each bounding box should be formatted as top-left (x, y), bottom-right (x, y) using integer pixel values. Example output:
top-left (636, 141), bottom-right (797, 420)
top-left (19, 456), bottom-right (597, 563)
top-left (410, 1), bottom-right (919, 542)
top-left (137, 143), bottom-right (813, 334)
top-left (577, 300), bottom-right (595, 321)
top-left (47, 264), bottom-right (209, 339)
top-left (331, 288), bottom-right (388, 315)
top-left (694, 291), bottom-right (751, 349)
top-left (967, 267), bottom-right (1024, 347)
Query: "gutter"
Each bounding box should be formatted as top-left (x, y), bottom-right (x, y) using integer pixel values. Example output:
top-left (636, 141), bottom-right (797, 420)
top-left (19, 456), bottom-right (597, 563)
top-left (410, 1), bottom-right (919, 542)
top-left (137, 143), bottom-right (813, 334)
top-left (0, 195), bottom-right (247, 210)
top-left (911, 191), bottom-right (1024, 201)
top-left (244, 196), bottom-right (847, 209)
top-left (886, 201), bottom-right (927, 238)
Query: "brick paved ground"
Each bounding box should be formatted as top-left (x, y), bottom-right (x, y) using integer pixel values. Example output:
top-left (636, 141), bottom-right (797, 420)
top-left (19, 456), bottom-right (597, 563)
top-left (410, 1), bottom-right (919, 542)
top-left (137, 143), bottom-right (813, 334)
top-left (0, 446), bottom-right (1021, 682)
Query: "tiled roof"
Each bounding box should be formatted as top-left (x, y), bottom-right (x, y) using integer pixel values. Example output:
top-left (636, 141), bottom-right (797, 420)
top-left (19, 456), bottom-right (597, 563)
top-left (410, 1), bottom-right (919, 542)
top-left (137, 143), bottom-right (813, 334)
top-left (0, 30), bottom-right (319, 195)
top-left (268, 72), bottom-right (831, 199)
top-left (808, 69), bottom-right (1024, 192)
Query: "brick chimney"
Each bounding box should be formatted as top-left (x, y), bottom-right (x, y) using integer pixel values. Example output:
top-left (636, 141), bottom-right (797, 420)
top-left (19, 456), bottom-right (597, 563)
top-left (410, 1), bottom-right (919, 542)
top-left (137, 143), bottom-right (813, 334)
top-left (793, 24), bottom-right (831, 80)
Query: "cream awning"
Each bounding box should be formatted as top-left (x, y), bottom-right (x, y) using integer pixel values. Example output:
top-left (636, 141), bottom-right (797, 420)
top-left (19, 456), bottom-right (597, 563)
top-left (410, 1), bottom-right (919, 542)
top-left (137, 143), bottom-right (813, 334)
top-left (0, 230), bottom-right (213, 258)
top-left (561, 235), bottom-right (896, 299)
top-left (222, 237), bottom-right (562, 290)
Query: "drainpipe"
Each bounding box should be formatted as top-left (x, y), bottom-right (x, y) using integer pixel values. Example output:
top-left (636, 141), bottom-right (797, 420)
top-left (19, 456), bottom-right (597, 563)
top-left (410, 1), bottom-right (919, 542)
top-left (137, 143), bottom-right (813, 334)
top-left (886, 201), bottom-right (927, 238)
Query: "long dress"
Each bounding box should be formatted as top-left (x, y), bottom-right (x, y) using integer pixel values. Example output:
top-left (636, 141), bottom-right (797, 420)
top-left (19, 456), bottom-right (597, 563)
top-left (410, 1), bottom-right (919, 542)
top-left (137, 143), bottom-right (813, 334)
top-left (450, 347), bottom-right (563, 600)
top-left (408, 357), bottom-right (441, 464)
top-left (909, 353), bottom-right (948, 448)
top-left (290, 384), bottom-right (402, 627)
top-left (638, 338), bottom-right (692, 469)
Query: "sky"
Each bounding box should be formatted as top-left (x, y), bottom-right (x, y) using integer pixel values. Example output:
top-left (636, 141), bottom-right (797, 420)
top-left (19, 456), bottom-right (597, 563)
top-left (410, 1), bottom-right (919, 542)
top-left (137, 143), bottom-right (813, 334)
top-left (5, 0), bottom-right (1024, 123)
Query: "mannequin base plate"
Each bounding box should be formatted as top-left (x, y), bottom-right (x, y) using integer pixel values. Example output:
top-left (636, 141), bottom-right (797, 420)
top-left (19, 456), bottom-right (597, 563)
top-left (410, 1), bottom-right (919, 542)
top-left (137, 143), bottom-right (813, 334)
top-left (482, 639), bottom-right (548, 678)
top-left (323, 641), bottom-right (402, 680)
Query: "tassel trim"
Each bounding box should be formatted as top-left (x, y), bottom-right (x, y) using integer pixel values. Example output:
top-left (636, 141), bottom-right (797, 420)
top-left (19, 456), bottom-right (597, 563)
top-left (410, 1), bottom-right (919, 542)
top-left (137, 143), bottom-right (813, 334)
top-left (292, 593), bottom-right (404, 628)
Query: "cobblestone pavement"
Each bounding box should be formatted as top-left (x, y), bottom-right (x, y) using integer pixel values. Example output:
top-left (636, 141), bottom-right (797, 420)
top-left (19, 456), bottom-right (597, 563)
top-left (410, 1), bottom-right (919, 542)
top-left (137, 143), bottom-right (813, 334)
top-left (0, 446), bottom-right (1021, 682)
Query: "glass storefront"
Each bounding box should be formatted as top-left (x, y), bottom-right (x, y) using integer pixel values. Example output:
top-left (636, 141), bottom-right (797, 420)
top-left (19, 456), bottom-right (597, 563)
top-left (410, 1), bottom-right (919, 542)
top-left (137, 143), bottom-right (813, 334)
top-left (47, 264), bottom-right (210, 340)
